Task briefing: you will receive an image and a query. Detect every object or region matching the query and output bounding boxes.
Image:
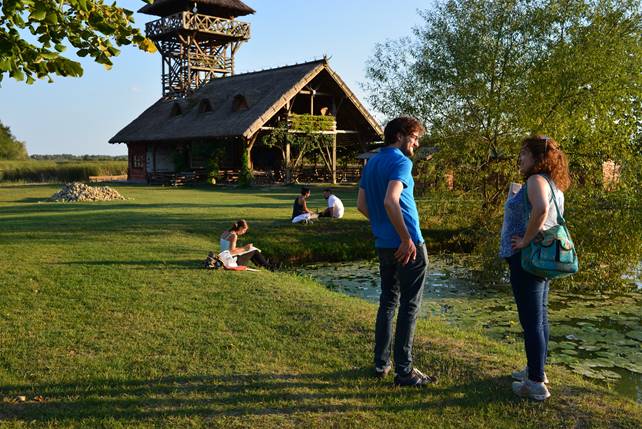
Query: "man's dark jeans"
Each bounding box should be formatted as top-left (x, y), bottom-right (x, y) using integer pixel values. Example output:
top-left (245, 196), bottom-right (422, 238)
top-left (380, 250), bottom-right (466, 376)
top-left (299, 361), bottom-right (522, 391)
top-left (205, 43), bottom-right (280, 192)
top-left (374, 242), bottom-right (428, 376)
top-left (507, 252), bottom-right (550, 383)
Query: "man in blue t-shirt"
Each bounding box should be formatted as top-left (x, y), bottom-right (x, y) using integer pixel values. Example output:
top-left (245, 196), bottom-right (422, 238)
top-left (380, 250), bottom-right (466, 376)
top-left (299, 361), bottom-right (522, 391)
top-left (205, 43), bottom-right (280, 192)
top-left (357, 116), bottom-right (433, 387)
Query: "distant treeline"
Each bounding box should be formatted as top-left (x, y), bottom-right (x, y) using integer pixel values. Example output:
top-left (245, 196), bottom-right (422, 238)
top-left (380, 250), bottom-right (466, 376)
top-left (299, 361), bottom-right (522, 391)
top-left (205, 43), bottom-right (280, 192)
top-left (30, 154), bottom-right (128, 161)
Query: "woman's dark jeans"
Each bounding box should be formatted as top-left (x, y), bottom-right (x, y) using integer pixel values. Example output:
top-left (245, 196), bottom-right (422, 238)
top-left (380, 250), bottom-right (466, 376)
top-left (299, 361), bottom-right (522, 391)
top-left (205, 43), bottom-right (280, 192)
top-left (374, 243), bottom-right (428, 376)
top-left (507, 252), bottom-right (550, 383)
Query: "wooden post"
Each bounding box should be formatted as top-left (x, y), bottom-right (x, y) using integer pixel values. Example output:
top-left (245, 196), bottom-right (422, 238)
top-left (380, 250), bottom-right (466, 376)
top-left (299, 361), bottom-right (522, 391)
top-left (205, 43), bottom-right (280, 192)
top-left (332, 133), bottom-right (337, 184)
top-left (152, 143), bottom-right (157, 173)
top-left (285, 142), bottom-right (291, 166)
top-left (246, 134), bottom-right (258, 171)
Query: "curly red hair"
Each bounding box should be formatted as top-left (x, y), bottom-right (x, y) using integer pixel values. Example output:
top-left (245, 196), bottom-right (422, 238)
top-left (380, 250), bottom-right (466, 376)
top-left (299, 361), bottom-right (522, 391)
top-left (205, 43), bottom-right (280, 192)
top-left (521, 135), bottom-right (571, 191)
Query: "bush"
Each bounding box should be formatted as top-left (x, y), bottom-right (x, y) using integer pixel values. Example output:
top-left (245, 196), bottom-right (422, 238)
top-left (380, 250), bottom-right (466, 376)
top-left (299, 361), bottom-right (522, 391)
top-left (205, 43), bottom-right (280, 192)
top-left (470, 187), bottom-right (641, 291)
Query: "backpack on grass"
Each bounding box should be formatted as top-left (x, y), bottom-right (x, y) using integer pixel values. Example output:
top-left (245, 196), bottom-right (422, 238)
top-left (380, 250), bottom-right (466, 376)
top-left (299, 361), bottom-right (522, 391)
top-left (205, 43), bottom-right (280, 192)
top-left (204, 251), bottom-right (223, 270)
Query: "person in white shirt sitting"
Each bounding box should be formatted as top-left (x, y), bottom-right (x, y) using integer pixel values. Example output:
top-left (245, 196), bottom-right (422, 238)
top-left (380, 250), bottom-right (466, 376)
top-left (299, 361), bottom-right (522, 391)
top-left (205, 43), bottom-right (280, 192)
top-left (319, 188), bottom-right (345, 219)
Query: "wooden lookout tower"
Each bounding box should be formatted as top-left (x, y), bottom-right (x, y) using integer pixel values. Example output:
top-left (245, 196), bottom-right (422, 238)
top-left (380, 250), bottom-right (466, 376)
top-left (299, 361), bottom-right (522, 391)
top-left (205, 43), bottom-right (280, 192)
top-left (140, 0), bottom-right (255, 98)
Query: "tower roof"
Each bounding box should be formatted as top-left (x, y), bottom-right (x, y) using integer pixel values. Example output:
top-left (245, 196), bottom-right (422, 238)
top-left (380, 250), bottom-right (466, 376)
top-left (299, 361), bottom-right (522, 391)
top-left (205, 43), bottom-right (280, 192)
top-left (139, 0), bottom-right (255, 18)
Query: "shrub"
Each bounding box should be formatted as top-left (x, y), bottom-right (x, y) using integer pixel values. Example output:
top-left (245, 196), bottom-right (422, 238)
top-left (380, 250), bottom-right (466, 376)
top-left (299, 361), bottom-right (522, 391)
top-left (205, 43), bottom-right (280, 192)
top-left (0, 160), bottom-right (127, 183)
top-left (238, 150), bottom-right (253, 187)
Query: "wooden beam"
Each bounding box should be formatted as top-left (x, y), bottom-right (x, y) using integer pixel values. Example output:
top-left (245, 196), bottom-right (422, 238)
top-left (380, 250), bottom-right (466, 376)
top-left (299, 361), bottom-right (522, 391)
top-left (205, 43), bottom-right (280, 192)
top-left (332, 134), bottom-right (337, 185)
top-left (299, 90), bottom-right (333, 96)
top-left (259, 127), bottom-right (359, 135)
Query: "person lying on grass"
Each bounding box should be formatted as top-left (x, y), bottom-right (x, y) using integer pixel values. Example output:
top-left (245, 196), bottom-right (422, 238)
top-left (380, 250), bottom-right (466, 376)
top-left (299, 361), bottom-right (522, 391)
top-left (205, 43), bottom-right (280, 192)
top-left (220, 219), bottom-right (273, 270)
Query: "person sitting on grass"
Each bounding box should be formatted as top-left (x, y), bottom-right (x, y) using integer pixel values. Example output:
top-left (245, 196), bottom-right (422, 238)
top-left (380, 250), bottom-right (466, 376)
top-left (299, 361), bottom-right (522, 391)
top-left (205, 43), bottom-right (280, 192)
top-left (291, 187), bottom-right (319, 224)
top-left (220, 219), bottom-right (273, 269)
top-left (318, 188), bottom-right (345, 219)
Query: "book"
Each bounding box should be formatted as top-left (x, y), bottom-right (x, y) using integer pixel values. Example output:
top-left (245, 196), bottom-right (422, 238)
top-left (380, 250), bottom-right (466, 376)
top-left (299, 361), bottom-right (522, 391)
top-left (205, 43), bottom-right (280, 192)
top-left (236, 245), bottom-right (260, 255)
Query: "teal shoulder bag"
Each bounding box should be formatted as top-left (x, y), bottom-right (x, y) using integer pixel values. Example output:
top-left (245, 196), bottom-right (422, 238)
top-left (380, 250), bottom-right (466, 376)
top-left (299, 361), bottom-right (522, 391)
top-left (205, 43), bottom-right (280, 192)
top-left (521, 176), bottom-right (579, 279)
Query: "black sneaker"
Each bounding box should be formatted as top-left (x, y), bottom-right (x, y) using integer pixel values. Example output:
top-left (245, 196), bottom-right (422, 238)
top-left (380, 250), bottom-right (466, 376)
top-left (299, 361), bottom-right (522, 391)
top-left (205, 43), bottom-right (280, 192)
top-left (394, 368), bottom-right (435, 387)
top-left (374, 365), bottom-right (391, 378)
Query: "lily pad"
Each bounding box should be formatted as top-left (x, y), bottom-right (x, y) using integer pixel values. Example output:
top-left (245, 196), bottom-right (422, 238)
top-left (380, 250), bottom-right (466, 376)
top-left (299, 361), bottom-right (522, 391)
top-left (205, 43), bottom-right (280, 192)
top-left (625, 330), bottom-right (642, 342)
top-left (614, 362), bottom-right (642, 374)
top-left (578, 344), bottom-right (603, 352)
top-left (571, 365), bottom-right (605, 380)
top-left (583, 358), bottom-right (616, 368)
top-left (595, 369), bottom-right (622, 380)
top-left (557, 341), bottom-right (578, 350)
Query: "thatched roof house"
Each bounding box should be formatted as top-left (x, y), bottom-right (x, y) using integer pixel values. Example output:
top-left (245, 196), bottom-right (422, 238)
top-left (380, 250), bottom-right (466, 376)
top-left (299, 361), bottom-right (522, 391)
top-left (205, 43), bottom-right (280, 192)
top-left (110, 58), bottom-right (383, 183)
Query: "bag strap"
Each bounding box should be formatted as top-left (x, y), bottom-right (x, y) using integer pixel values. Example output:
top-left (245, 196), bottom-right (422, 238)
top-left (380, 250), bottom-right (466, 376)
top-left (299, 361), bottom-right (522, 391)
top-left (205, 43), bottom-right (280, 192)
top-left (523, 174), bottom-right (566, 226)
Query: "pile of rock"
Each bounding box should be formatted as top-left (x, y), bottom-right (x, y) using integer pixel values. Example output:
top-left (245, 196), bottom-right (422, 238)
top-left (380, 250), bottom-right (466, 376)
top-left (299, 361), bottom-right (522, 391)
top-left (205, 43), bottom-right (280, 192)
top-left (49, 182), bottom-right (126, 202)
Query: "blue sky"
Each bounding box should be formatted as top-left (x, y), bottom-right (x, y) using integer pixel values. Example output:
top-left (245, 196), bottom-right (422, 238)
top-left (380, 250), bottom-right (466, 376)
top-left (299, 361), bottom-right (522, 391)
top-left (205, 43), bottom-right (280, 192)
top-left (0, 0), bottom-right (433, 155)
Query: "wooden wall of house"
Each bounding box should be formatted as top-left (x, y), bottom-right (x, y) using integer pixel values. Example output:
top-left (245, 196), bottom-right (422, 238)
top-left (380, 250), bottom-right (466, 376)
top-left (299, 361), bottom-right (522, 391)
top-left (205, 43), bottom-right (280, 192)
top-left (150, 144), bottom-right (176, 172)
top-left (127, 143), bottom-right (147, 182)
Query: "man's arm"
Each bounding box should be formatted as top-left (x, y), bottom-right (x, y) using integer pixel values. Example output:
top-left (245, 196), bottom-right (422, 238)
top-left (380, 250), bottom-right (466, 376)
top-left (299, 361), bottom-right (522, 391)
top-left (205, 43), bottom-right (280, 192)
top-left (384, 180), bottom-right (416, 265)
top-left (357, 188), bottom-right (369, 219)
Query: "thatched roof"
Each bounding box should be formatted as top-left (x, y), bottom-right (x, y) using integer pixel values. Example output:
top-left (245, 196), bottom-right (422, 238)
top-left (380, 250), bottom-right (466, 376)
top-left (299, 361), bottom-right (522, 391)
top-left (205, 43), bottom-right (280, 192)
top-left (139, 0), bottom-right (255, 18)
top-left (110, 59), bottom-right (383, 144)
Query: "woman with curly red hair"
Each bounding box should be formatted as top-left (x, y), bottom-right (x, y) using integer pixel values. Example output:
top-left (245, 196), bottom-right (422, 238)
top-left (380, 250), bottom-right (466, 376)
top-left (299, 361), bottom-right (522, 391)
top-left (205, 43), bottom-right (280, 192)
top-left (499, 135), bottom-right (571, 401)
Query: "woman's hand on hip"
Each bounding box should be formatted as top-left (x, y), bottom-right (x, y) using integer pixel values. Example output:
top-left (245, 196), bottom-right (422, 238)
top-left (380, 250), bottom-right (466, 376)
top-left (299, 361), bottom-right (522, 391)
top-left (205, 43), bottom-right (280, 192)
top-left (511, 235), bottom-right (527, 250)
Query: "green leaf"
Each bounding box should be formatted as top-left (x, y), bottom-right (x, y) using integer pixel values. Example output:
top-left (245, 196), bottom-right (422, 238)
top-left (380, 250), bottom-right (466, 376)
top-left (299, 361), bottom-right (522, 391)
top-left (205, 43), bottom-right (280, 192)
top-left (44, 12), bottom-right (59, 25)
top-left (139, 38), bottom-right (157, 53)
top-left (76, 0), bottom-right (89, 12)
top-left (40, 52), bottom-right (59, 60)
top-left (11, 69), bottom-right (25, 81)
top-left (30, 10), bottom-right (46, 21)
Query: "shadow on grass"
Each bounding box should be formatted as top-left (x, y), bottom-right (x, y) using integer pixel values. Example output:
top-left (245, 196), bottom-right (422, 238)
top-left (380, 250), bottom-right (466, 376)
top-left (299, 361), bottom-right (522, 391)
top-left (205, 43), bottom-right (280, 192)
top-left (56, 259), bottom-right (201, 270)
top-left (0, 370), bottom-right (530, 423)
top-left (3, 202), bottom-right (292, 216)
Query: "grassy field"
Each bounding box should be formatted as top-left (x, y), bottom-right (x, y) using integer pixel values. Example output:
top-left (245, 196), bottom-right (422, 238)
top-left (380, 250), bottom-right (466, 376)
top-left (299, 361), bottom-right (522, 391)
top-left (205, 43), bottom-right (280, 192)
top-left (0, 184), bottom-right (640, 428)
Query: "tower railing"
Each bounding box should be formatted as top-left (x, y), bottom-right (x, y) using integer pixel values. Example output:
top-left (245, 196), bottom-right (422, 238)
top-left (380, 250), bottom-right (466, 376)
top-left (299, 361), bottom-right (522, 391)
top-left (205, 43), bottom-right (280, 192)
top-left (189, 53), bottom-right (233, 71)
top-left (146, 12), bottom-right (251, 40)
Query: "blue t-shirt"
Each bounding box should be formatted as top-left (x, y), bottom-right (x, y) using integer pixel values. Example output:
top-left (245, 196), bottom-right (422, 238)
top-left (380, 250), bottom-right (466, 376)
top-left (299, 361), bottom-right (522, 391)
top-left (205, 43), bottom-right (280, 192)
top-left (359, 146), bottom-right (424, 248)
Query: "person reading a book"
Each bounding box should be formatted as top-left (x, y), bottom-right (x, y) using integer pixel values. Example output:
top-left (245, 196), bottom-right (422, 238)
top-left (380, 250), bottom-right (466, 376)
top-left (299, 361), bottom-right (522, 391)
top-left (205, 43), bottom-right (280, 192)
top-left (219, 219), bottom-right (273, 269)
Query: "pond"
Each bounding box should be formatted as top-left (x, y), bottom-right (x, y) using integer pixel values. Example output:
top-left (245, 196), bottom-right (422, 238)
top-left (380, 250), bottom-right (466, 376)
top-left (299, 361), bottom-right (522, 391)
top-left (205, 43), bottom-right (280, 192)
top-left (296, 256), bottom-right (642, 403)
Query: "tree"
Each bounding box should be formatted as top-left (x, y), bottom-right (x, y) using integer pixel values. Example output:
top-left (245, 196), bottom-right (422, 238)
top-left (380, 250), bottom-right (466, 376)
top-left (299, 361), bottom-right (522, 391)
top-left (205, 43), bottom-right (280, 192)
top-left (0, 120), bottom-right (28, 159)
top-left (0, 0), bottom-right (156, 84)
top-left (261, 114), bottom-right (336, 183)
top-left (365, 0), bottom-right (642, 202)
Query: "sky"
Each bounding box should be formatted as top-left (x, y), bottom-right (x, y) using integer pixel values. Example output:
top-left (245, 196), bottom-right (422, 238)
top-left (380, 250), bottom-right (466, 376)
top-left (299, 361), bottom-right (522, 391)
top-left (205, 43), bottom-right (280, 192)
top-left (0, 0), bottom-right (433, 155)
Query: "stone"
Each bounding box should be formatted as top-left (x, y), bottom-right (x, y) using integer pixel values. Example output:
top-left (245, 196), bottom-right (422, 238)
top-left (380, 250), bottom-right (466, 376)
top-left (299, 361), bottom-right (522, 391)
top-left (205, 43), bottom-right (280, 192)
top-left (48, 182), bottom-right (126, 202)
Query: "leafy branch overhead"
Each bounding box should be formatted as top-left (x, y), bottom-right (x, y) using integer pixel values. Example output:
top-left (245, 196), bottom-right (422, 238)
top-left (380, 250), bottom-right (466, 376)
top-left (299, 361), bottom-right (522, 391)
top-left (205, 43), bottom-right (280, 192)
top-left (365, 0), bottom-right (642, 201)
top-left (0, 0), bottom-right (157, 84)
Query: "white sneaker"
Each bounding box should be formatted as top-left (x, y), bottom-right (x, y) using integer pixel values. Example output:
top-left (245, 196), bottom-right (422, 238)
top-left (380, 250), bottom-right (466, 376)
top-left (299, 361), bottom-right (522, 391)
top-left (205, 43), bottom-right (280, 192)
top-left (512, 366), bottom-right (549, 384)
top-left (512, 379), bottom-right (551, 401)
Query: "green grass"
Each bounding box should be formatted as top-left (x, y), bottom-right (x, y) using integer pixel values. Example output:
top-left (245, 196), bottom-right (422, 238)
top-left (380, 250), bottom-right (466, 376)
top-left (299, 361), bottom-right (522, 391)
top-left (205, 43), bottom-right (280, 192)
top-left (0, 184), bottom-right (640, 428)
